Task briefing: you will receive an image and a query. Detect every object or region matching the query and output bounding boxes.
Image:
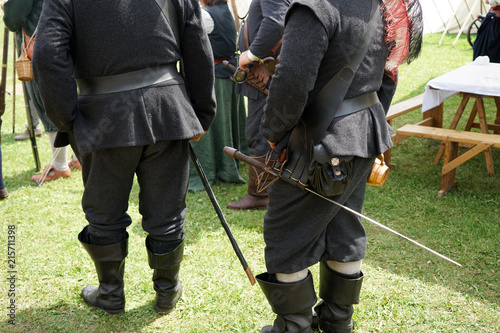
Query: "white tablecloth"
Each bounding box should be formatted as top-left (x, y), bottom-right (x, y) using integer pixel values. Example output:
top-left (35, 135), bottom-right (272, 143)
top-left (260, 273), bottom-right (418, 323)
top-left (422, 57), bottom-right (500, 112)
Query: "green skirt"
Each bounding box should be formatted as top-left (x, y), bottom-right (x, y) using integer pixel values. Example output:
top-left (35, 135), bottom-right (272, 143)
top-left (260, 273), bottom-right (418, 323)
top-left (188, 77), bottom-right (249, 191)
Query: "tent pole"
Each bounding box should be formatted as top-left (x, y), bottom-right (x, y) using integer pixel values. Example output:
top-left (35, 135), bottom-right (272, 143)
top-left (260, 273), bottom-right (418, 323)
top-left (229, 0), bottom-right (240, 32)
top-left (431, 0), bottom-right (450, 32)
top-left (439, 0), bottom-right (464, 46)
top-left (452, 0), bottom-right (481, 48)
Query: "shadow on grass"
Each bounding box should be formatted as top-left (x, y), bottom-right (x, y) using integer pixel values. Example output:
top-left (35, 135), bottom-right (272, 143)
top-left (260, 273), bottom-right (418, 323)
top-left (363, 139), bottom-right (500, 308)
top-left (2, 301), bottom-right (165, 333)
top-left (126, 162), bottom-right (265, 250)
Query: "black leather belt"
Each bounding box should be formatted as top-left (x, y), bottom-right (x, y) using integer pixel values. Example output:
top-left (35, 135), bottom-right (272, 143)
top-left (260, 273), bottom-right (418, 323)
top-left (76, 64), bottom-right (180, 95)
top-left (334, 91), bottom-right (379, 118)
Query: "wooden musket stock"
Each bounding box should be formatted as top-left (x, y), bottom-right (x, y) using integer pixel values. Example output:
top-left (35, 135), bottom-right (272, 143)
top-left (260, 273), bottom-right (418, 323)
top-left (22, 82), bottom-right (41, 171)
top-left (1, 27), bottom-right (9, 141)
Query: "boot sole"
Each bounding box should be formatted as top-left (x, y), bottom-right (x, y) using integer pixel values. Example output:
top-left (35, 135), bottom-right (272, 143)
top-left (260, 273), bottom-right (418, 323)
top-left (155, 305), bottom-right (175, 315)
top-left (86, 303), bottom-right (125, 316)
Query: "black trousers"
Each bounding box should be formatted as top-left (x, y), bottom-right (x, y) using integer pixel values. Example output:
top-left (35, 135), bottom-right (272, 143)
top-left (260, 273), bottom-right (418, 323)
top-left (75, 139), bottom-right (189, 244)
top-left (263, 156), bottom-right (375, 274)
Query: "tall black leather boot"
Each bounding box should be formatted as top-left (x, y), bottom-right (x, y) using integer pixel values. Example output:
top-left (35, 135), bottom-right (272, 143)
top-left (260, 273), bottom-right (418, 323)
top-left (313, 262), bottom-right (364, 333)
top-left (146, 236), bottom-right (184, 314)
top-left (257, 271), bottom-right (317, 333)
top-left (78, 228), bottom-right (128, 316)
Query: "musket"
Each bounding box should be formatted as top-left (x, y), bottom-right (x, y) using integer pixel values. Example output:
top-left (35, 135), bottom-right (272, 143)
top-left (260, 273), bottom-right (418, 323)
top-left (21, 81), bottom-right (41, 171)
top-left (223, 146), bottom-right (463, 267)
top-left (189, 144), bottom-right (256, 285)
top-left (12, 31), bottom-right (16, 133)
top-left (0, 27), bottom-right (9, 143)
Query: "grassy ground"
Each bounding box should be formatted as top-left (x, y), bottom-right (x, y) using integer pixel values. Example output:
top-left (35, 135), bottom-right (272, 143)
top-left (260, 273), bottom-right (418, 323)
top-left (1, 30), bottom-right (499, 332)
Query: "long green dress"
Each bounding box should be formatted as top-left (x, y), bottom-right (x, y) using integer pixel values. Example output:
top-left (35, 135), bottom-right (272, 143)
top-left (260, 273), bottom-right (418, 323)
top-left (188, 77), bottom-right (249, 191)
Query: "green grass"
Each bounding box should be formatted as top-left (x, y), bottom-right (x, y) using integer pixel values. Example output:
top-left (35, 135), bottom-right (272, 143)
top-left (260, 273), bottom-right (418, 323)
top-left (1, 31), bottom-right (499, 332)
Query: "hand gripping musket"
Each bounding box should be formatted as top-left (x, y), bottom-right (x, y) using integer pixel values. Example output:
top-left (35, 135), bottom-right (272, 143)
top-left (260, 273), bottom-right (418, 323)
top-left (223, 147), bottom-right (463, 267)
top-left (189, 144), bottom-right (256, 285)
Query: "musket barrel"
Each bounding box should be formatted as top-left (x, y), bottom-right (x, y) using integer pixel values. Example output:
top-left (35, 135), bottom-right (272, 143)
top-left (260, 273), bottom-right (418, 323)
top-left (1, 27), bottom-right (9, 118)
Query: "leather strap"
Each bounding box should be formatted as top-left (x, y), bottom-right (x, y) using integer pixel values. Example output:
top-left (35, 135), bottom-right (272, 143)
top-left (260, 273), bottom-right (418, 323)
top-left (335, 92), bottom-right (379, 118)
top-left (76, 64), bottom-right (180, 95)
top-left (268, 39), bottom-right (282, 58)
top-left (154, 0), bottom-right (180, 49)
top-left (214, 56), bottom-right (232, 65)
top-left (244, 19), bottom-right (249, 50)
top-left (243, 19), bottom-right (282, 59)
top-left (302, 0), bottom-right (380, 145)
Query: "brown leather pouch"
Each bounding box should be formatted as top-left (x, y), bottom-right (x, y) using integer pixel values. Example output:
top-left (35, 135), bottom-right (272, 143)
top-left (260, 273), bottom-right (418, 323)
top-left (22, 27), bottom-right (36, 60)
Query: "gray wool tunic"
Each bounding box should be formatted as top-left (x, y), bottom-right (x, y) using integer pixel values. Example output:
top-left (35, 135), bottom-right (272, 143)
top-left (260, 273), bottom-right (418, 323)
top-left (261, 0), bottom-right (393, 158)
top-left (33, 0), bottom-right (216, 153)
top-left (260, 0), bottom-right (396, 273)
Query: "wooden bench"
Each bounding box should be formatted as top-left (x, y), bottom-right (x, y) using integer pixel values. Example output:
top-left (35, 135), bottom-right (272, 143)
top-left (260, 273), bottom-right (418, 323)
top-left (396, 124), bottom-right (500, 196)
top-left (384, 93), bottom-right (425, 165)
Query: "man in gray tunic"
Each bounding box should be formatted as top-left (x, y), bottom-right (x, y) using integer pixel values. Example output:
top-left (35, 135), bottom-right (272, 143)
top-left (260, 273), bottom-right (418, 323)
top-left (32, 0), bottom-right (216, 315)
top-left (255, 0), bottom-right (423, 332)
top-left (227, 0), bottom-right (291, 210)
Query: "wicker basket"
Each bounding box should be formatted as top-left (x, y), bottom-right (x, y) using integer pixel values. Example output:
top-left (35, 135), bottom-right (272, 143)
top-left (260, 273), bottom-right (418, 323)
top-left (15, 44), bottom-right (33, 82)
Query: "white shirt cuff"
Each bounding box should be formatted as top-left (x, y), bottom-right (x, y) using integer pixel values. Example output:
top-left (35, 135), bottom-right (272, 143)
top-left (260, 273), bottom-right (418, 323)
top-left (247, 50), bottom-right (260, 62)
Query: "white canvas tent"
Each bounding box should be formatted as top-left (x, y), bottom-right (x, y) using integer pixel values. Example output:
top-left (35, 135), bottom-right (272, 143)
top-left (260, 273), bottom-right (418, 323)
top-left (421, 0), bottom-right (489, 34)
top-left (421, 0), bottom-right (490, 46)
top-left (229, 0), bottom-right (490, 36)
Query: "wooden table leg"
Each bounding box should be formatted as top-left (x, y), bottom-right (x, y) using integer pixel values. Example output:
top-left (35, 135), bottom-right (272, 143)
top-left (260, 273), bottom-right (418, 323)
top-left (439, 141), bottom-right (458, 197)
top-left (384, 119), bottom-right (393, 166)
top-left (476, 98), bottom-right (495, 176)
top-left (464, 103), bottom-right (478, 132)
top-left (434, 95), bottom-right (470, 165)
top-left (494, 97), bottom-right (500, 135)
top-left (422, 103), bottom-right (443, 128)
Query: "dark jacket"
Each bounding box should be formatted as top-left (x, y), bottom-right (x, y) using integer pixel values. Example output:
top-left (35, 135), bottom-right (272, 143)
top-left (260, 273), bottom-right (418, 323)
top-left (260, 0), bottom-right (394, 158)
top-left (32, 0), bottom-right (216, 153)
top-left (473, 12), bottom-right (500, 63)
top-left (2, 0), bottom-right (42, 55)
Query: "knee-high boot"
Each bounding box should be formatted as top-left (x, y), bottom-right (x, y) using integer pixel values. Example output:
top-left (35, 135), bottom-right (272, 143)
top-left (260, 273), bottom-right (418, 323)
top-left (257, 271), bottom-right (317, 333)
top-left (313, 262), bottom-right (363, 333)
top-left (78, 228), bottom-right (128, 316)
top-left (146, 236), bottom-right (184, 314)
